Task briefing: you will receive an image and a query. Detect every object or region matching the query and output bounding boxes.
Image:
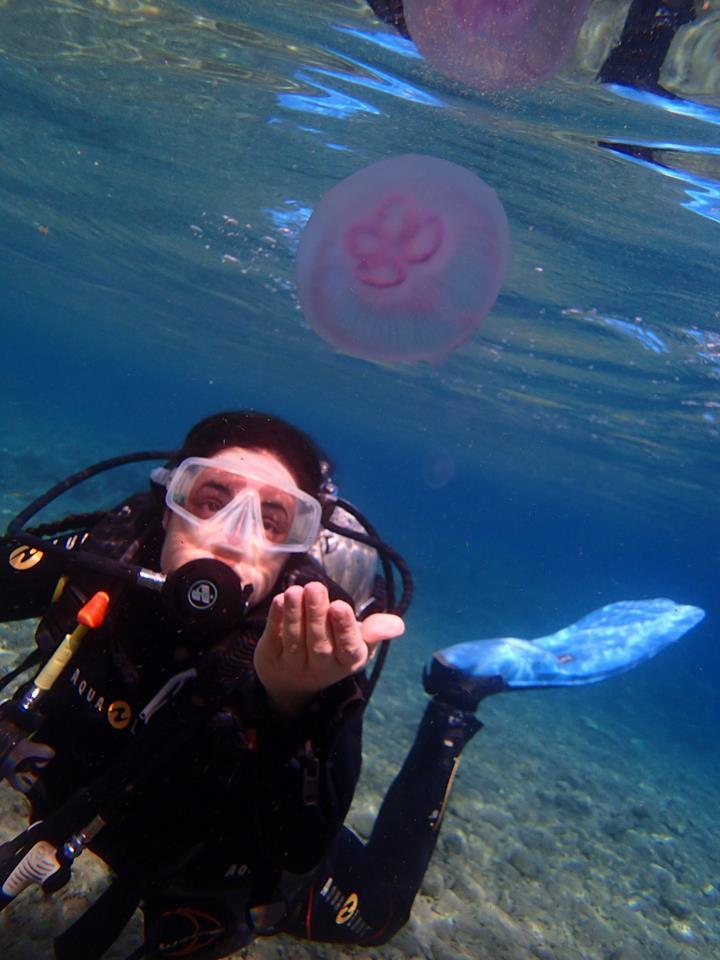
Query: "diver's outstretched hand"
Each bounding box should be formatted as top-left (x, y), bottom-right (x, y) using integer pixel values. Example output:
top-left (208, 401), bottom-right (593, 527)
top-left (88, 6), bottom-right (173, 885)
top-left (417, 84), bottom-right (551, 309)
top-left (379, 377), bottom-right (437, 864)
top-left (254, 581), bottom-right (404, 716)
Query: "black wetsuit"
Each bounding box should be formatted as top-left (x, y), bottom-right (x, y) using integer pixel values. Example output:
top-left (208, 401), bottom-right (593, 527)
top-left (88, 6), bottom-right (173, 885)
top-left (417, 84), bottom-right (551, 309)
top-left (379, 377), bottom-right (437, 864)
top-left (0, 497), bottom-right (480, 958)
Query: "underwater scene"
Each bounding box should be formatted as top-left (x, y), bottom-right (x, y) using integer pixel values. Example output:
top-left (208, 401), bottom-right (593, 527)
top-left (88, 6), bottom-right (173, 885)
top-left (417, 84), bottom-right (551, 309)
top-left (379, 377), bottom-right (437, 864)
top-left (0, 1), bottom-right (719, 958)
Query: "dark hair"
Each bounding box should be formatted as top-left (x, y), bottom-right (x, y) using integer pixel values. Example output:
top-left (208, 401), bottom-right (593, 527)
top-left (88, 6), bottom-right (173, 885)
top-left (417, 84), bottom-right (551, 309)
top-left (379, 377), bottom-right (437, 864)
top-left (172, 411), bottom-right (328, 495)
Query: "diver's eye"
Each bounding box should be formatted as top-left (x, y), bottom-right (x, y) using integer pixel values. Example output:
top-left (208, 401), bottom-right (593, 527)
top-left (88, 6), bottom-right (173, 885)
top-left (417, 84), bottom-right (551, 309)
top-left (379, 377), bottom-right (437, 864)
top-left (261, 502), bottom-right (290, 542)
top-left (195, 497), bottom-right (225, 517)
top-left (187, 481), bottom-right (233, 519)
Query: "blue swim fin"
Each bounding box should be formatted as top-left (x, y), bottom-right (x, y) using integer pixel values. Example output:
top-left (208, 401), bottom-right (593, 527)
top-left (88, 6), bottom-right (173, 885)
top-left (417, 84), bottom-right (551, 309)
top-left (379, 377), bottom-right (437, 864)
top-left (431, 599), bottom-right (705, 693)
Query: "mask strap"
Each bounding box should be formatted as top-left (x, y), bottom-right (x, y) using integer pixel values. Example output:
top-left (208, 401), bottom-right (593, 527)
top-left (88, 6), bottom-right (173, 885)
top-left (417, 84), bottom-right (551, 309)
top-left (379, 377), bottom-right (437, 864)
top-left (150, 467), bottom-right (173, 487)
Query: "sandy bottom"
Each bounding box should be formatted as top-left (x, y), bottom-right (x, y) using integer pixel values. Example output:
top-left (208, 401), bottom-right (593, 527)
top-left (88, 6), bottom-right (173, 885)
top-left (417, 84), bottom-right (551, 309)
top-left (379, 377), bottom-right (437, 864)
top-left (1, 616), bottom-right (718, 960)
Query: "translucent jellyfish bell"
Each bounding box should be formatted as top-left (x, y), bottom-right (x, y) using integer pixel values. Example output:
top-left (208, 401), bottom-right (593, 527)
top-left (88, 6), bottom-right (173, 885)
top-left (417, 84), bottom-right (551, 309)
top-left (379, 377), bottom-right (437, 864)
top-left (403, 0), bottom-right (594, 92)
top-left (295, 154), bottom-right (509, 364)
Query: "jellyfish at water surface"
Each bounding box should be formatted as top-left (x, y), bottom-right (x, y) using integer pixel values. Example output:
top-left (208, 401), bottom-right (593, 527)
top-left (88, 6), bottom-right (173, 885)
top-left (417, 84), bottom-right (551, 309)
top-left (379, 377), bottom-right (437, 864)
top-left (402, 0), bottom-right (594, 93)
top-left (295, 154), bottom-right (508, 364)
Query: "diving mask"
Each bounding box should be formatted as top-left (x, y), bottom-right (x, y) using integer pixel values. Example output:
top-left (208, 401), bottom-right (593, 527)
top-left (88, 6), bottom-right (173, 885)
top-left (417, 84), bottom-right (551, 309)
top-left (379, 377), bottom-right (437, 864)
top-left (155, 456), bottom-right (322, 555)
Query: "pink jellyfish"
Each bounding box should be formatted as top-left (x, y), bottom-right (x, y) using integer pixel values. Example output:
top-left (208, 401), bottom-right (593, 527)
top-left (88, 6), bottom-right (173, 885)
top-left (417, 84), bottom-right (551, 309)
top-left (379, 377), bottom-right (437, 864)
top-left (403, 0), bottom-right (594, 92)
top-left (295, 154), bottom-right (508, 364)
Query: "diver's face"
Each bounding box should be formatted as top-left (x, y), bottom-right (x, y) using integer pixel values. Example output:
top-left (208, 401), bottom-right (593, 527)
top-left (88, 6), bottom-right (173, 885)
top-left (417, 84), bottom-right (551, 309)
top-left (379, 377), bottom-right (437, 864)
top-left (160, 447), bottom-right (299, 605)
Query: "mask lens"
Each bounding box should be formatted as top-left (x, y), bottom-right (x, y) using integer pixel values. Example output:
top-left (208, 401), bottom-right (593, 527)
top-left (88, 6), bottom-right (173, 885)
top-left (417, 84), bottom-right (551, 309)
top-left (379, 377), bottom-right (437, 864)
top-left (166, 459), bottom-right (320, 552)
top-left (258, 489), bottom-right (295, 544)
top-left (185, 468), bottom-right (237, 520)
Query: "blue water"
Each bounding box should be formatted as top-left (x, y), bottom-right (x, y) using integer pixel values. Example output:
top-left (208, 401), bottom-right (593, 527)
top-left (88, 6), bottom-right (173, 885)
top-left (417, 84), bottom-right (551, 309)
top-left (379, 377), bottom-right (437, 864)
top-left (1, 1), bottom-right (719, 957)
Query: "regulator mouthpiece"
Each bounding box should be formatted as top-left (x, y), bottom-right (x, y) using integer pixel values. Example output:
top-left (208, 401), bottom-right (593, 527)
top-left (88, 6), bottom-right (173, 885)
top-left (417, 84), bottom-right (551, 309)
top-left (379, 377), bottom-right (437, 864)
top-left (161, 559), bottom-right (253, 638)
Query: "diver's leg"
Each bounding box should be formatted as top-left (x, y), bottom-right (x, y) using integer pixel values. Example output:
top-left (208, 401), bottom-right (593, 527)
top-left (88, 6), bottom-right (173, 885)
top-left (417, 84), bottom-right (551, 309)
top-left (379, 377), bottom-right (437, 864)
top-left (280, 690), bottom-right (485, 945)
top-left (362, 695), bottom-right (483, 914)
top-left (281, 596), bottom-right (706, 944)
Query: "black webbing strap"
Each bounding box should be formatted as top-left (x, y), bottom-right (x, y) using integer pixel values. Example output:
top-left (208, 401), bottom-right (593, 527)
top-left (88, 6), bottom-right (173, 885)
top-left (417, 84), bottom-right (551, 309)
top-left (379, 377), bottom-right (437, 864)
top-left (54, 873), bottom-right (143, 960)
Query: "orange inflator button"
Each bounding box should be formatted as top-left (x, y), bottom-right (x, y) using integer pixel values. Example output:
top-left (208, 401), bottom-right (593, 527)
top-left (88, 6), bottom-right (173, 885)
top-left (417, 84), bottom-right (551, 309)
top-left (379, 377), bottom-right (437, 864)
top-left (77, 591), bottom-right (111, 629)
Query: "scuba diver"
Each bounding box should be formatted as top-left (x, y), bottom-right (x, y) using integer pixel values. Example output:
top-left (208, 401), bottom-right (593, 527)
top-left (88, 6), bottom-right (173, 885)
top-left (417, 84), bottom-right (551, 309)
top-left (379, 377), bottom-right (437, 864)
top-left (0, 410), bottom-right (705, 959)
top-left (0, 410), bottom-right (406, 958)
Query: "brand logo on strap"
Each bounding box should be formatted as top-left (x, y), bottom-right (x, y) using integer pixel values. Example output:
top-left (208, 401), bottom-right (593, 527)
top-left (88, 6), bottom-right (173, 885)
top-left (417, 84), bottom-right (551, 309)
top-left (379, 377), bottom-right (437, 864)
top-left (336, 892), bottom-right (359, 925)
top-left (9, 546), bottom-right (44, 570)
top-left (319, 877), bottom-right (370, 935)
top-left (107, 700), bottom-right (132, 730)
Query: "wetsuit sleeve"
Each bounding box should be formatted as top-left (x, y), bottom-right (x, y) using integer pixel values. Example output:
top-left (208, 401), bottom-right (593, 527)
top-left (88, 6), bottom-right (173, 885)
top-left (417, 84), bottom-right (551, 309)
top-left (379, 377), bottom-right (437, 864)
top-left (251, 673), bottom-right (367, 876)
top-left (0, 537), bottom-right (76, 621)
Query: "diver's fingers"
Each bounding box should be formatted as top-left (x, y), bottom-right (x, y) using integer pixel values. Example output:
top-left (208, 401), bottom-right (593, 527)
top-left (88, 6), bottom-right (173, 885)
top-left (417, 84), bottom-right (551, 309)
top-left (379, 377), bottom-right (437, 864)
top-left (281, 585), bottom-right (307, 661)
top-left (17, 741), bottom-right (56, 762)
top-left (303, 582), bottom-right (333, 658)
top-left (329, 601), bottom-right (366, 671)
top-left (263, 593), bottom-right (285, 656)
top-left (9, 770), bottom-right (42, 794)
top-left (361, 613), bottom-right (405, 652)
top-left (35, 742), bottom-right (56, 761)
